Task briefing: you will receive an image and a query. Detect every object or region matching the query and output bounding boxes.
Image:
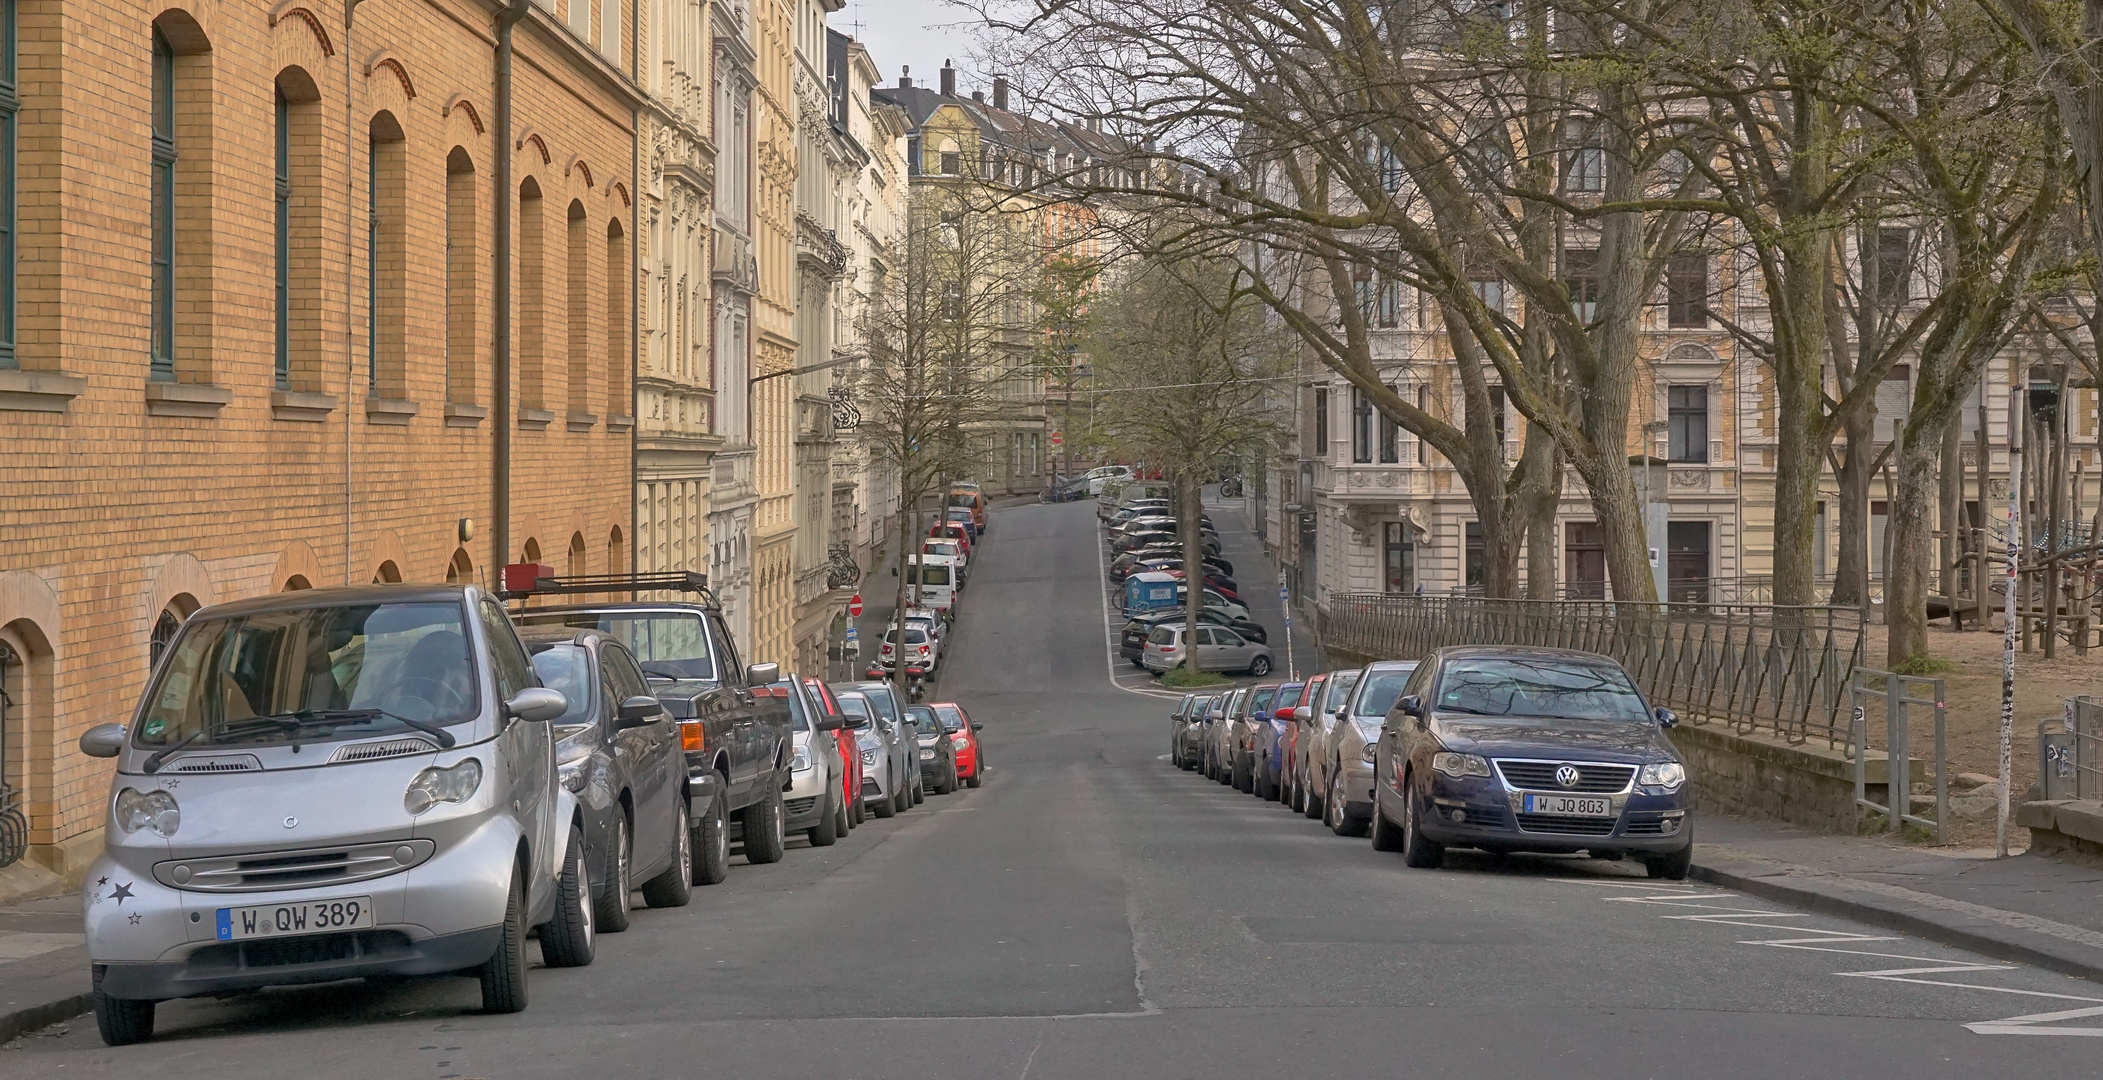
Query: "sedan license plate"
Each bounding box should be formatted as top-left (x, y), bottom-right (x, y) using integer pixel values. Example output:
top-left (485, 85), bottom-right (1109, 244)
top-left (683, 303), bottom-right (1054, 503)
top-left (216, 896), bottom-right (375, 941)
top-left (918, 749), bottom-right (936, 760)
top-left (1523, 794), bottom-right (1612, 817)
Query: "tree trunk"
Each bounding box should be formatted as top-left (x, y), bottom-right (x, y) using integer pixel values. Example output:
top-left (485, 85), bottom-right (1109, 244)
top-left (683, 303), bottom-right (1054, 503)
top-left (1831, 410), bottom-right (1876, 608)
top-left (1886, 429), bottom-right (1938, 665)
top-left (1522, 434), bottom-right (1561, 599)
top-left (1178, 470), bottom-right (1206, 677)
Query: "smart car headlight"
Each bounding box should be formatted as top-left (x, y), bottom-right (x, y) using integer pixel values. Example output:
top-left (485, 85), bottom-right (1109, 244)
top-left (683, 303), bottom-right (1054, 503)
top-left (114, 788), bottom-right (180, 837)
top-left (404, 758), bottom-right (483, 815)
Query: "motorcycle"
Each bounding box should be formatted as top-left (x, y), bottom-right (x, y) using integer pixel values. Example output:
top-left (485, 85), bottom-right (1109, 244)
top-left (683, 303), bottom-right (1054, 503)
top-left (903, 665), bottom-right (929, 702)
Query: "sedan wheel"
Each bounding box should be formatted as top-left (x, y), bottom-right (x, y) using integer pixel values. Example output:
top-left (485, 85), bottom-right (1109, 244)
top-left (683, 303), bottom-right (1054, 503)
top-left (1248, 656), bottom-right (1272, 677)
top-left (540, 824), bottom-right (596, 967)
top-left (592, 816), bottom-right (632, 932)
top-left (641, 805), bottom-right (695, 907)
top-left (1398, 774), bottom-right (1446, 869)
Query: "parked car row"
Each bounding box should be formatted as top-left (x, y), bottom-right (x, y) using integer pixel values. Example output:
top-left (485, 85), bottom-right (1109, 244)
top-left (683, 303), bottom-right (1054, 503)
top-left (1167, 645), bottom-right (1695, 880)
top-left (1099, 494), bottom-right (1275, 679)
top-left (72, 570), bottom-right (989, 1046)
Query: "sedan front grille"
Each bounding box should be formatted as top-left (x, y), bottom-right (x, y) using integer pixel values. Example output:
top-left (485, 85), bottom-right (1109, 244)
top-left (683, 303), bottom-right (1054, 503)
top-left (1515, 813), bottom-right (1619, 836)
top-left (1494, 760), bottom-right (1636, 794)
top-left (155, 840), bottom-right (436, 893)
top-left (785, 797), bottom-right (819, 816)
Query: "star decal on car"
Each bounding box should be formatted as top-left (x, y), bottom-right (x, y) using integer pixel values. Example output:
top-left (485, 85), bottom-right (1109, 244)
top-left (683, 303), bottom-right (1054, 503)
top-left (109, 882), bottom-right (135, 905)
top-left (128, 913), bottom-right (143, 926)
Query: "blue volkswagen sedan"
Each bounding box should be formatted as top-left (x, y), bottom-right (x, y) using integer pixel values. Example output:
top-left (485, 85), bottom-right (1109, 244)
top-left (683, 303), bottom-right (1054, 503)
top-left (1368, 646), bottom-right (1692, 878)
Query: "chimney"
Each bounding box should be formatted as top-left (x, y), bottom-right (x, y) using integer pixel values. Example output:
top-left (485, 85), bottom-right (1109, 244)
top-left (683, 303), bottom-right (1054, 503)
top-left (940, 59), bottom-right (956, 97)
top-left (992, 75), bottom-right (1009, 111)
top-left (972, 90), bottom-right (984, 103)
top-left (899, 65), bottom-right (912, 89)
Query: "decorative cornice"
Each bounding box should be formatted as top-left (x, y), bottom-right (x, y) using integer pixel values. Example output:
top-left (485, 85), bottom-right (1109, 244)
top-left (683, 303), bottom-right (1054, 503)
top-left (444, 94), bottom-right (484, 134)
top-left (363, 49), bottom-right (415, 99)
top-left (269, 1), bottom-right (335, 56)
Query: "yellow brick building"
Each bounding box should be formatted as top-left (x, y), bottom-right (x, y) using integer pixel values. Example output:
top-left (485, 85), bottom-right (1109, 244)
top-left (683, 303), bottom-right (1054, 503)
top-left (0, 0), bottom-right (640, 883)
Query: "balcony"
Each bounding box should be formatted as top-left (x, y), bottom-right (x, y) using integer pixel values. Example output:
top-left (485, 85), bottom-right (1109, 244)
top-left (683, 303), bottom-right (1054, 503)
top-left (713, 447), bottom-right (758, 506)
top-left (713, 228), bottom-right (758, 295)
top-left (795, 212), bottom-right (848, 276)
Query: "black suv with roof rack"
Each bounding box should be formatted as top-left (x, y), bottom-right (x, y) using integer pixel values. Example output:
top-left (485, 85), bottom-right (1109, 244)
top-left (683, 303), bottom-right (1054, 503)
top-left (507, 569), bottom-right (792, 886)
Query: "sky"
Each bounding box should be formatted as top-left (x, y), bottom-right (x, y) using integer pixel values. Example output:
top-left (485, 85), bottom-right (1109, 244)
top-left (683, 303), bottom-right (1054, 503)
top-left (840, 0), bottom-right (987, 95)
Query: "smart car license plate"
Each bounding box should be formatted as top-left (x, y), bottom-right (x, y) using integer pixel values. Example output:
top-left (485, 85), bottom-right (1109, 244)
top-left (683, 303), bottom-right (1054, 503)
top-left (216, 896), bottom-right (375, 941)
top-left (1523, 794), bottom-right (1612, 817)
top-left (919, 749), bottom-right (936, 760)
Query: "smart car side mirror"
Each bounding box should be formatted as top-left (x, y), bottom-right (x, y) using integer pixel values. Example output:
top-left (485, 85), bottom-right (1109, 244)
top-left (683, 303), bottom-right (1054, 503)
top-left (615, 695), bottom-right (662, 730)
top-left (1655, 706), bottom-right (1679, 728)
top-left (746, 662), bottom-right (781, 686)
top-left (507, 687), bottom-right (569, 723)
top-left (79, 722), bottom-right (128, 758)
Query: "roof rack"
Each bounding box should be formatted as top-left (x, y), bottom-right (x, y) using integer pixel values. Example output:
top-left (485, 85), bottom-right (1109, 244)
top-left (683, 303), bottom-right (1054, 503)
top-left (499, 564), bottom-right (716, 604)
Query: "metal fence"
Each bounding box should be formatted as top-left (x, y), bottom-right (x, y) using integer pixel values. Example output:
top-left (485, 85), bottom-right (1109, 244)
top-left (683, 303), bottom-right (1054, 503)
top-left (1316, 594), bottom-right (1865, 746)
top-left (2044, 697), bottom-right (2103, 801)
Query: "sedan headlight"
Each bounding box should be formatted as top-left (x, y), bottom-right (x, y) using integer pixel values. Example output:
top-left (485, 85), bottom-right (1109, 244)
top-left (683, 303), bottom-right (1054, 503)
top-left (860, 748), bottom-right (878, 767)
top-left (1638, 761), bottom-right (1687, 790)
top-left (114, 788), bottom-right (180, 837)
top-left (1360, 744), bottom-right (1377, 763)
top-left (1431, 752), bottom-right (1492, 779)
top-left (404, 758), bottom-right (483, 815)
top-left (791, 746), bottom-right (814, 773)
top-left (952, 733), bottom-right (970, 745)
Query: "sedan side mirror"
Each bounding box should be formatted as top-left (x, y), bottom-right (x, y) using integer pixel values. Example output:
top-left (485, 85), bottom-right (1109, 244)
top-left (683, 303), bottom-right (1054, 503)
top-left (1655, 706), bottom-right (1679, 729)
top-left (615, 695), bottom-right (662, 730)
top-left (971, 722), bottom-right (984, 732)
top-left (746, 662), bottom-right (781, 686)
top-left (815, 713), bottom-right (847, 732)
top-left (507, 687), bottom-right (569, 723)
top-left (79, 722), bottom-right (128, 759)
top-left (1293, 706), bottom-right (1313, 722)
top-left (1399, 695), bottom-right (1424, 720)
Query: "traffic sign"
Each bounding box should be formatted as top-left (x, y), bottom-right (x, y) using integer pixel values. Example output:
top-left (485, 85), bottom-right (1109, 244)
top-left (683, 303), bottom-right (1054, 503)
top-left (848, 594), bottom-right (863, 617)
top-left (1050, 431), bottom-right (1063, 446)
top-left (844, 625), bottom-right (858, 643)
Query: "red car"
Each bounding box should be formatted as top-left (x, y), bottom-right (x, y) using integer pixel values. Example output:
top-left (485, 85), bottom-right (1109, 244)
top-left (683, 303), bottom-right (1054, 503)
top-left (929, 702), bottom-right (984, 788)
top-left (928, 522), bottom-right (973, 560)
top-left (803, 676), bottom-right (864, 827)
top-left (1284, 672), bottom-right (1330, 814)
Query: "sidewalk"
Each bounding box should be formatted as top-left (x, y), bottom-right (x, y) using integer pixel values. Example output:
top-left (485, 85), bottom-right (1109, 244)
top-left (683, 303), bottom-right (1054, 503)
top-left (1204, 489), bottom-right (1324, 680)
top-left (0, 889), bottom-right (88, 1044)
top-left (1693, 815), bottom-right (2103, 983)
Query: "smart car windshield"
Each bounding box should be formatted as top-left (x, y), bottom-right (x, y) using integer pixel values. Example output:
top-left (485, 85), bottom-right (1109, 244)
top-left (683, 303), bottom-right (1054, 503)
top-left (519, 610), bottom-right (717, 682)
top-left (1434, 657), bottom-right (1650, 722)
top-left (136, 602), bottom-right (479, 749)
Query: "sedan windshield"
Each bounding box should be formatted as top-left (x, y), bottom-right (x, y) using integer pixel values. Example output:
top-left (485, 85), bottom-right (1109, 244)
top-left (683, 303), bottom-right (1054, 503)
top-left (1353, 666), bottom-right (1419, 718)
top-left (519, 610), bottom-right (716, 682)
top-left (1434, 657), bottom-right (1650, 722)
top-left (137, 602), bottom-right (478, 749)
top-left (526, 643), bottom-right (595, 728)
top-left (906, 706), bottom-right (944, 736)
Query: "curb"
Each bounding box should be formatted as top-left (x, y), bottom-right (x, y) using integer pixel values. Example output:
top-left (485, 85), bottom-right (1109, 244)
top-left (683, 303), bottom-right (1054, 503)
top-left (1691, 858), bottom-right (2103, 986)
top-left (0, 992), bottom-right (90, 1046)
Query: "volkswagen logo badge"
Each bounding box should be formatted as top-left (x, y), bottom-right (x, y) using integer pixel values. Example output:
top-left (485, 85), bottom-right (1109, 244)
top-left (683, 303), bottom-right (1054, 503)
top-left (283, 816), bottom-right (298, 829)
top-left (1554, 765), bottom-right (1580, 788)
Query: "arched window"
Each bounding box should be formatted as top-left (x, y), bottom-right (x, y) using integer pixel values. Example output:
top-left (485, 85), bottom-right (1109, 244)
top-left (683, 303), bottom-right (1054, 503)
top-left (567, 532), bottom-right (587, 578)
top-left (607, 525), bottom-right (625, 578)
top-left (566, 200), bottom-right (592, 425)
top-left (274, 68), bottom-right (324, 391)
top-left (605, 219), bottom-right (627, 421)
top-left (523, 537), bottom-right (543, 566)
top-left (373, 560), bottom-right (403, 584)
top-left (518, 178), bottom-right (546, 413)
top-left (445, 547), bottom-right (474, 584)
top-left (150, 29), bottom-right (176, 379)
top-left (369, 112), bottom-right (406, 398)
top-left (446, 148), bottom-right (478, 405)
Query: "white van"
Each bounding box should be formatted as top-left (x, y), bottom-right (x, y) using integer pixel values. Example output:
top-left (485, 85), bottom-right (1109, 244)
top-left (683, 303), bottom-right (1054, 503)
top-left (904, 556), bottom-right (957, 613)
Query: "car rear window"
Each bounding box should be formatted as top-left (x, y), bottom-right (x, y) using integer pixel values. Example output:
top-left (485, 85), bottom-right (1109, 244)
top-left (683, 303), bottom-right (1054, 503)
top-left (1147, 625), bottom-right (1177, 645)
top-left (518, 610), bottom-right (717, 682)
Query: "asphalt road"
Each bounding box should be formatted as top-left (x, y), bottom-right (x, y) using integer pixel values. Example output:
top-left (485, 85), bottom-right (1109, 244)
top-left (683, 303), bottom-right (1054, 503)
top-left (6, 502), bottom-right (2101, 1077)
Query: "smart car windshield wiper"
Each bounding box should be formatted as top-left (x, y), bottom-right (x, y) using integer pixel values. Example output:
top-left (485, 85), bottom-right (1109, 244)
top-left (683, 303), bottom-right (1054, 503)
top-left (142, 729), bottom-right (208, 774)
top-left (271, 708), bottom-right (458, 749)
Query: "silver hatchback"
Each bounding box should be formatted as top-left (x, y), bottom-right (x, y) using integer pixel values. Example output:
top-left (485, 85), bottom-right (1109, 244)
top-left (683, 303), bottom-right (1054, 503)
top-left (75, 586), bottom-right (577, 1044)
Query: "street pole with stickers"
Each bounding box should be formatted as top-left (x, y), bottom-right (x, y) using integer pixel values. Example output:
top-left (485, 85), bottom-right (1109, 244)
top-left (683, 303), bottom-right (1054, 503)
top-left (1279, 571), bottom-right (1296, 682)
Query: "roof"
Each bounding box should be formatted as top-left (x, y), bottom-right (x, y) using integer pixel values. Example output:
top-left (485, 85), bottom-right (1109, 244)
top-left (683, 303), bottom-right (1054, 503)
top-left (1431, 645), bottom-right (1620, 665)
top-left (190, 584), bottom-right (474, 619)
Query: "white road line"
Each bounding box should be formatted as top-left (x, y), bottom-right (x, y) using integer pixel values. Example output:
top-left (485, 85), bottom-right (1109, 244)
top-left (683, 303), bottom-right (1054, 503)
top-left (1096, 521), bottom-right (1180, 700)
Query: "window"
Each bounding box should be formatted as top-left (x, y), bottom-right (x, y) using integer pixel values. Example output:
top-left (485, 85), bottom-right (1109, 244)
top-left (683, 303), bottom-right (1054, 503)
top-left (1377, 272), bottom-right (1401, 328)
top-left (1351, 385), bottom-right (1374, 463)
top-left (1373, 142), bottom-right (1403, 193)
top-left (150, 31), bottom-right (176, 379)
top-left (1666, 254), bottom-right (1706, 328)
top-left (150, 607), bottom-right (182, 669)
top-left (1564, 248), bottom-right (1598, 322)
top-left (1471, 277), bottom-right (1503, 315)
top-left (1313, 387), bottom-right (1330, 456)
top-left (519, 178), bottom-right (546, 408)
top-left (606, 220), bottom-right (627, 419)
top-left (1416, 384), bottom-right (1429, 464)
top-left (1875, 228), bottom-right (1911, 303)
top-left (1465, 522), bottom-right (1485, 588)
top-left (941, 282), bottom-right (962, 320)
top-left (1565, 120), bottom-right (1603, 193)
top-left (939, 210), bottom-right (960, 248)
top-left (1379, 385), bottom-right (1399, 463)
top-left (1488, 384), bottom-right (1507, 458)
top-left (1383, 522), bottom-right (1415, 594)
top-left (906, 134), bottom-right (920, 175)
top-left (567, 200), bottom-right (591, 420)
top-left (446, 148), bottom-right (478, 403)
top-left (0, 0), bottom-right (14, 369)
top-left (369, 115), bottom-right (406, 398)
top-left (941, 150), bottom-right (962, 176)
top-left (275, 89), bottom-right (291, 388)
top-left (1668, 385), bottom-right (1708, 462)
top-left (1353, 263), bottom-right (1375, 323)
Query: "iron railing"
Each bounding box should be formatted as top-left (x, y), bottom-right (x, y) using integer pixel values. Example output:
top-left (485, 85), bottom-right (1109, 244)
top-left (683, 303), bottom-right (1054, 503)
top-left (0, 639), bottom-right (25, 869)
top-left (1316, 594), bottom-right (1865, 746)
top-left (2046, 697), bottom-right (2103, 801)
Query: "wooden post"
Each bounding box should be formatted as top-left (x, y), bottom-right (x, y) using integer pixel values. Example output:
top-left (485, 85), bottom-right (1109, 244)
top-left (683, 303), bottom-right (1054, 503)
top-left (1975, 395), bottom-right (1991, 628)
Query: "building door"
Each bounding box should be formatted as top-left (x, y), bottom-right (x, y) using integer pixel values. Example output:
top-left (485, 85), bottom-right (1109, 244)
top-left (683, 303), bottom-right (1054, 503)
top-left (1565, 522), bottom-right (1608, 599)
top-left (1383, 522), bottom-right (1415, 595)
top-left (1667, 521), bottom-right (1711, 603)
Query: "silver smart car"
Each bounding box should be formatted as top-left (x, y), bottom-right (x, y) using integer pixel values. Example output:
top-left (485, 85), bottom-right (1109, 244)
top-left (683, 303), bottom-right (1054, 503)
top-left (75, 585), bottom-right (578, 1045)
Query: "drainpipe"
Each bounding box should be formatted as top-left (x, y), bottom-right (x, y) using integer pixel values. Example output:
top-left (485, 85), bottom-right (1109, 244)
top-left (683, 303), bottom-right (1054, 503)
top-left (631, 94), bottom-right (640, 578)
top-left (493, 0), bottom-right (530, 580)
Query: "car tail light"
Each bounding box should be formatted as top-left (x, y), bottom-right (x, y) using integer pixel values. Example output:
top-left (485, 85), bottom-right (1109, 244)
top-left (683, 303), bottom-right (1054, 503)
top-left (681, 723), bottom-right (706, 752)
top-left (916, 646), bottom-right (929, 657)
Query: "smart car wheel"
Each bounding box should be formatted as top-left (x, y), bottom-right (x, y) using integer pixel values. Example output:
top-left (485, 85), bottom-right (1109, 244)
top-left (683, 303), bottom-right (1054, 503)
top-left (593, 815), bottom-right (632, 932)
top-left (541, 823), bottom-right (597, 968)
top-left (742, 783), bottom-right (788, 865)
top-left (478, 864), bottom-right (530, 1013)
top-left (642, 802), bottom-right (695, 907)
top-left (693, 783), bottom-right (731, 886)
top-left (91, 964), bottom-right (155, 1046)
